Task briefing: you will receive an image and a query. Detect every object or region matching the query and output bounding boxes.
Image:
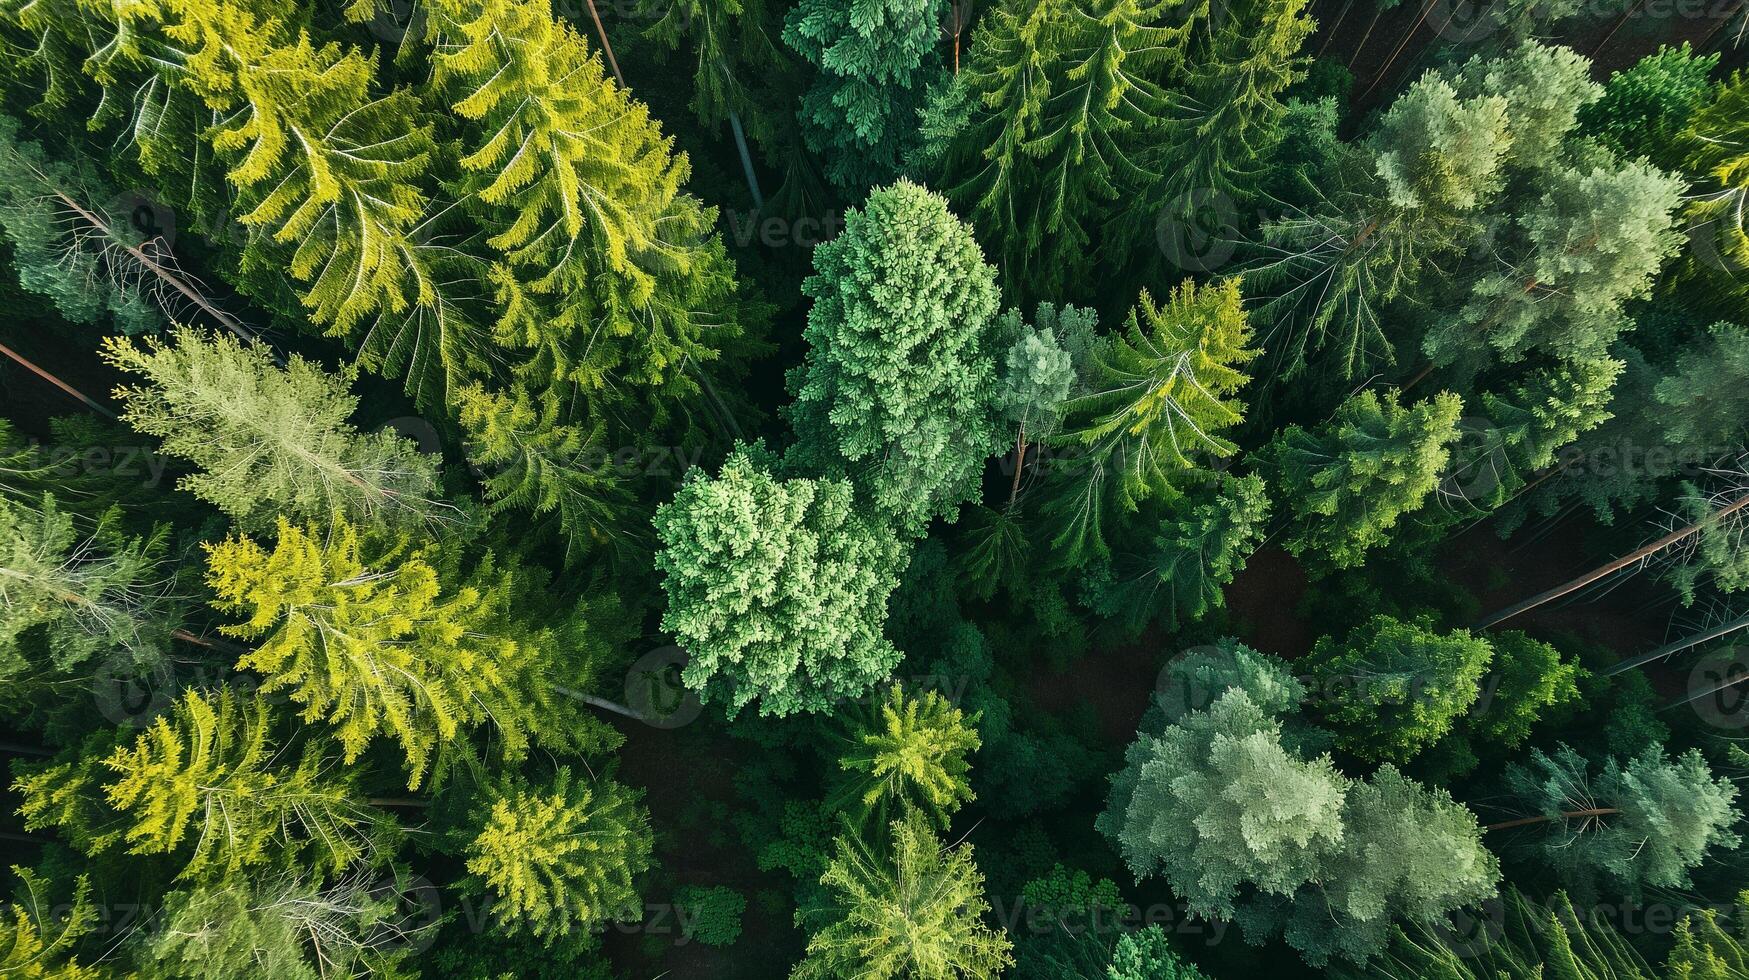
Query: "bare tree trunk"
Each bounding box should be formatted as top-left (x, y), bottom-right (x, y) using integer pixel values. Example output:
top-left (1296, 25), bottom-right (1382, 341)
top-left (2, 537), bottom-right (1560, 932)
top-left (1474, 491), bottom-right (1749, 630)
top-left (1359, 0), bottom-right (1437, 100)
top-left (1485, 807), bottom-right (1620, 832)
top-left (0, 341), bottom-right (116, 419)
top-left (1318, 0), bottom-right (1357, 58)
top-left (584, 0), bottom-right (625, 86)
top-left (1008, 424), bottom-right (1027, 508)
top-left (1347, 2), bottom-right (1390, 71)
top-left (1608, 610), bottom-right (1749, 675)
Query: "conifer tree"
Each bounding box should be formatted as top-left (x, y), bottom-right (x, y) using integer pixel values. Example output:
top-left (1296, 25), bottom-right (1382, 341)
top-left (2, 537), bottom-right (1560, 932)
top-left (1140, 0), bottom-right (1313, 230)
top-left (1084, 473), bottom-right (1271, 636)
top-left (455, 383), bottom-right (635, 563)
top-left (653, 447), bottom-right (907, 717)
top-left (0, 868), bottom-right (101, 980)
top-left (1582, 44), bottom-right (1718, 167)
top-left (792, 809), bottom-right (1013, 980)
top-left (205, 520), bottom-right (548, 789)
top-left (995, 305), bottom-right (1083, 506)
top-left (1054, 279), bottom-right (1257, 516)
top-left (1251, 74), bottom-right (1510, 379)
top-left (1447, 42), bottom-right (1601, 175)
top-left (139, 873), bottom-right (425, 979)
top-left (1428, 158), bottom-right (1685, 373)
top-left (1307, 615), bottom-right (1494, 764)
top-left (1099, 648), bottom-right (1499, 966)
top-left (0, 493), bottom-right (176, 679)
top-left (1498, 744), bottom-right (1739, 901)
top-left (413, 0), bottom-right (747, 421)
top-left (15, 689), bottom-right (384, 881)
top-left (0, 113), bottom-right (159, 333)
top-left (1680, 71), bottom-right (1749, 292)
top-left (833, 684), bottom-right (980, 830)
top-left (1454, 355), bottom-right (1622, 513)
top-left (1257, 389), bottom-right (1464, 571)
top-left (101, 327), bottom-right (443, 533)
top-left (785, 181), bottom-right (1005, 533)
top-left (783, 0), bottom-right (945, 191)
top-left (463, 768), bottom-right (653, 938)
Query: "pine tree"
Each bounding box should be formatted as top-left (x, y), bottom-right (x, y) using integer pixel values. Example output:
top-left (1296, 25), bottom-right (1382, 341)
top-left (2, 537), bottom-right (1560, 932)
top-left (792, 809), bottom-right (1013, 980)
top-left (833, 684), bottom-right (980, 830)
top-left (205, 520), bottom-right (549, 789)
top-left (1453, 355), bottom-right (1622, 513)
top-left (783, 0), bottom-right (945, 191)
top-left (101, 326), bottom-right (444, 533)
top-left (1680, 71), bottom-right (1749, 293)
top-left (139, 872), bottom-right (426, 979)
top-left (1307, 615), bottom-right (1494, 764)
top-left (1652, 322), bottom-right (1749, 452)
top-left (463, 768), bottom-right (653, 938)
top-left (1105, 926), bottom-right (1209, 980)
top-left (1257, 389), bottom-right (1464, 571)
top-left (0, 493), bottom-right (176, 679)
top-left (1498, 744), bottom-right (1740, 901)
top-left (1665, 893), bottom-right (1749, 979)
top-left (1054, 279), bottom-right (1257, 516)
top-left (0, 112), bottom-right (159, 333)
top-left (1580, 43), bottom-right (1716, 168)
top-left (995, 305), bottom-right (1082, 506)
top-left (15, 689), bottom-right (383, 881)
top-left (1250, 74), bottom-right (1510, 379)
top-left (1447, 42), bottom-right (1601, 175)
top-left (455, 383), bottom-right (636, 564)
top-left (1428, 157), bottom-right (1685, 373)
top-left (653, 447), bottom-right (907, 717)
top-left (785, 181), bottom-right (1005, 533)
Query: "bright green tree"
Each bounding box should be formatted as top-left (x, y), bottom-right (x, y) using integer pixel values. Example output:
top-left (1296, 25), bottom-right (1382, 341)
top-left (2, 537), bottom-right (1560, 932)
top-left (1106, 926), bottom-right (1209, 980)
top-left (1581, 43), bottom-right (1718, 166)
top-left (785, 181), bottom-right (1004, 532)
top-left (0, 868), bottom-right (102, 980)
top-left (1680, 71), bottom-right (1749, 292)
top-left (15, 689), bottom-right (383, 881)
top-left (792, 809), bottom-right (1013, 980)
top-left (1307, 615), bottom-right (1494, 764)
top-left (463, 767), bottom-right (653, 938)
top-left (138, 873), bottom-right (425, 979)
top-left (1257, 389), bottom-right (1464, 571)
top-left (1452, 355), bottom-right (1623, 513)
top-left (783, 0), bottom-right (944, 191)
top-left (205, 519), bottom-right (559, 788)
top-left (833, 684), bottom-right (980, 829)
top-left (653, 447), bottom-right (907, 717)
top-left (455, 383), bottom-right (635, 563)
top-left (1500, 744), bottom-right (1740, 901)
top-left (1055, 279), bottom-right (1258, 512)
top-left (101, 327), bottom-right (442, 532)
top-left (1666, 892), bottom-right (1749, 979)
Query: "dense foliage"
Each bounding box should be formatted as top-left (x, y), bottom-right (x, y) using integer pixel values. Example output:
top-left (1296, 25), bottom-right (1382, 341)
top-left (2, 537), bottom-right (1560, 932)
top-left (0, 0), bottom-right (1745, 976)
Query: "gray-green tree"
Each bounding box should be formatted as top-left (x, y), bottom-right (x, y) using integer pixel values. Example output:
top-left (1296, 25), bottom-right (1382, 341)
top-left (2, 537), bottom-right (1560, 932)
top-left (1307, 615), bottom-right (1494, 764)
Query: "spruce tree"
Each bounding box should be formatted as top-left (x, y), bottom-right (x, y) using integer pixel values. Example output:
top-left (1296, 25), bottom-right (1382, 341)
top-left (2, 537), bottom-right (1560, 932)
top-left (205, 520), bottom-right (550, 788)
top-left (1257, 389), bottom-right (1464, 571)
top-left (785, 181), bottom-right (1005, 533)
top-left (792, 809), bottom-right (1013, 980)
top-left (783, 0), bottom-right (945, 191)
top-left (1499, 744), bottom-right (1739, 901)
top-left (15, 689), bottom-right (383, 881)
top-left (1054, 279), bottom-right (1257, 514)
top-left (1580, 43), bottom-right (1716, 167)
top-left (102, 327), bottom-right (443, 533)
top-left (0, 868), bottom-right (101, 980)
top-left (0, 493), bottom-right (176, 679)
top-left (463, 768), bottom-right (653, 938)
top-left (833, 684), bottom-right (980, 830)
top-left (1307, 615), bottom-right (1494, 764)
top-left (1680, 71), bottom-right (1749, 291)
